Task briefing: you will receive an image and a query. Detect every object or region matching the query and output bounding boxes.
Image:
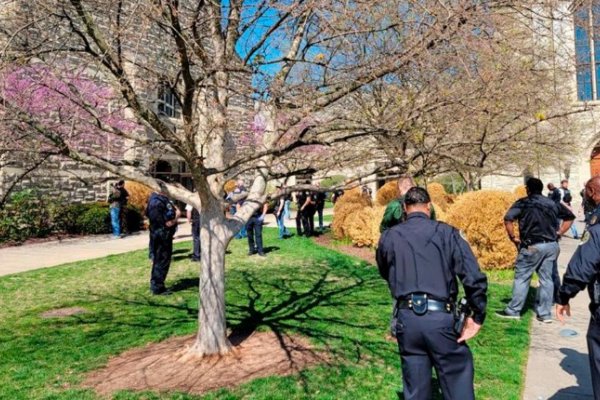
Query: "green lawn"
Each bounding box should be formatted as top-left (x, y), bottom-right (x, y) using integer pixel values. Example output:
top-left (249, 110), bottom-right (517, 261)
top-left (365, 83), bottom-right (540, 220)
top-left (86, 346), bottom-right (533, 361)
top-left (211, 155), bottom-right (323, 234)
top-left (0, 229), bottom-right (531, 399)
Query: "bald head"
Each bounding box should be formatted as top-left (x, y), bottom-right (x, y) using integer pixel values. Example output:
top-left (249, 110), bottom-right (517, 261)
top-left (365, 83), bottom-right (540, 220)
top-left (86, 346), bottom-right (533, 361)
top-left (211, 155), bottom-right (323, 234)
top-left (397, 175), bottom-right (416, 196)
top-left (586, 176), bottom-right (600, 207)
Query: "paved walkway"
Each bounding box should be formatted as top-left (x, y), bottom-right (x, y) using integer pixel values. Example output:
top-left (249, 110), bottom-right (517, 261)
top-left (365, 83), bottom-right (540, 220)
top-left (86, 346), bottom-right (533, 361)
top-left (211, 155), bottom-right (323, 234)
top-left (523, 220), bottom-right (594, 400)
top-left (0, 211), bottom-right (327, 277)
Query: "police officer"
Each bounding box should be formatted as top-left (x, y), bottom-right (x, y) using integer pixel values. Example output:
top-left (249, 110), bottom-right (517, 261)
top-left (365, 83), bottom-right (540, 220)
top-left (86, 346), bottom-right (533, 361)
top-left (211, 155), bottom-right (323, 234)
top-left (499, 178), bottom-right (575, 322)
top-left (556, 176), bottom-right (600, 399)
top-left (295, 190), bottom-right (307, 236)
top-left (377, 187), bottom-right (487, 400)
top-left (146, 188), bottom-right (180, 295)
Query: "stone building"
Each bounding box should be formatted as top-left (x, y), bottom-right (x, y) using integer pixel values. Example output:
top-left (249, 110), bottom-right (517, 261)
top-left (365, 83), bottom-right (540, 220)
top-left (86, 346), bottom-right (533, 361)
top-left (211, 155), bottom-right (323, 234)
top-left (0, 1), bottom-right (254, 204)
top-left (481, 1), bottom-right (600, 198)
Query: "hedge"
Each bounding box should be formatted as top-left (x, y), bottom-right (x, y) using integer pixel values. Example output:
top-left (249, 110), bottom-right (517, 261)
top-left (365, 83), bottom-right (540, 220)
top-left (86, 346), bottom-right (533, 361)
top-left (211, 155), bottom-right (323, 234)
top-left (0, 190), bottom-right (143, 244)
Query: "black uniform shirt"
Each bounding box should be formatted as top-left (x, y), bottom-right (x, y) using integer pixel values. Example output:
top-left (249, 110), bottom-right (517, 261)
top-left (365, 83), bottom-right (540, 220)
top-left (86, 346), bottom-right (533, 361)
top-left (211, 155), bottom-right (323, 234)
top-left (376, 212), bottom-right (488, 324)
top-left (504, 194), bottom-right (575, 244)
top-left (296, 191), bottom-right (307, 207)
top-left (146, 193), bottom-right (175, 231)
top-left (557, 219), bottom-right (600, 309)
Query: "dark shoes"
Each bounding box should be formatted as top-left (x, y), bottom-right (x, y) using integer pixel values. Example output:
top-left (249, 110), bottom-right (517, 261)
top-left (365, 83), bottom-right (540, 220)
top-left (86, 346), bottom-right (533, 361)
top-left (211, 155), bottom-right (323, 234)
top-left (536, 315), bottom-right (553, 324)
top-left (248, 251), bottom-right (266, 257)
top-left (191, 257), bottom-right (201, 262)
top-left (495, 310), bottom-right (521, 320)
top-left (152, 288), bottom-right (173, 296)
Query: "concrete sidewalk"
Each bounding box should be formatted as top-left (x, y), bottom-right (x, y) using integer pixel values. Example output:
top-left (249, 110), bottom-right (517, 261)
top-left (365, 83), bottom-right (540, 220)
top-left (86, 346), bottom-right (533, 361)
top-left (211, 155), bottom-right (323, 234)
top-left (0, 210), bottom-right (327, 277)
top-left (523, 222), bottom-right (594, 399)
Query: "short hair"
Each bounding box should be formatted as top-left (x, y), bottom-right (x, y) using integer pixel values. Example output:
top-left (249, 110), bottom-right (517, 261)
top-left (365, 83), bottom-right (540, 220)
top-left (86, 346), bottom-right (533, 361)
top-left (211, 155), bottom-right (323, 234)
top-left (526, 177), bottom-right (544, 194)
top-left (404, 187), bottom-right (431, 206)
top-left (118, 180), bottom-right (125, 186)
top-left (561, 179), bottom-right (569, 184)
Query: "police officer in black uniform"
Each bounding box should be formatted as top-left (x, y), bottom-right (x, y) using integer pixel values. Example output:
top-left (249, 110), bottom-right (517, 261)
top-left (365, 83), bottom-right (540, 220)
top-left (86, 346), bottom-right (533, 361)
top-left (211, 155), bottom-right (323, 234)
top-left (557, 176), bottom-right (600, 399)
top-left (146, 189), bottom-right (179, 295)
top-left (377, 187), bottom-right (487, 400)
top-left (295, 190), bottom-right (307, 236)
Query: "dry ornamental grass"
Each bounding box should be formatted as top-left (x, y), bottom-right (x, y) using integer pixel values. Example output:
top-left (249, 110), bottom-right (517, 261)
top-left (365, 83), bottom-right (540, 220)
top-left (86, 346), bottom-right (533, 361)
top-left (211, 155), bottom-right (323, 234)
top-left (446, 190), bottom-right (518, 270)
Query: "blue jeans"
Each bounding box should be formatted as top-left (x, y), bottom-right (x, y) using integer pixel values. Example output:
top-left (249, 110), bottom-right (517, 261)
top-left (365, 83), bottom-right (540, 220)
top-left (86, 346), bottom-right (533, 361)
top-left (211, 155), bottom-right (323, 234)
top-left (505, 242), bottom-right (560, 318)
top-left (276, 213), bottom-right (289, 238)
top-left (230, 205), bottom-right (247, 239)
top-left (110, 206), bottom-right (120, 237)
top-left (283, 200), bottom-right (291, 220)
top-left (570, 224), bottom-right (579, 238)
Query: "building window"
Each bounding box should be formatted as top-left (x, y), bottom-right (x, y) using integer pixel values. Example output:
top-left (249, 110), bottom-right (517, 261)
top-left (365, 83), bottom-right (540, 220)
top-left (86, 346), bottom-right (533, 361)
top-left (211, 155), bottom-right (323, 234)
top-left (157, 85), bottom-right (181, 118)
top-left (574, 3), bottom-right (600, 101)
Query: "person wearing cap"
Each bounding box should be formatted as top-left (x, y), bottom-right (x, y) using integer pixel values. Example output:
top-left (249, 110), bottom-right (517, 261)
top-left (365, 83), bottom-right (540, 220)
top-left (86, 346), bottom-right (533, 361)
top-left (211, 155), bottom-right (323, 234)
top-left (377, 187), bottom-right (487, 400)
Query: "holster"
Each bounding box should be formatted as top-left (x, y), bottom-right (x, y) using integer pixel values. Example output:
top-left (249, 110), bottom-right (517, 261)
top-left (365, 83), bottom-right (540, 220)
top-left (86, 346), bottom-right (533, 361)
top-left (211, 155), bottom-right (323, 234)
top-left (453, 298), bottom-right (471, 335)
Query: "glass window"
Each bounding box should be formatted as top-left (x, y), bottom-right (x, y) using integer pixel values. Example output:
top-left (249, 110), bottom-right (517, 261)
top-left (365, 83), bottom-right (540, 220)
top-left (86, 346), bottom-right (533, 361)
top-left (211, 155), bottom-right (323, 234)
top-left (575, 4), bottom-right (600, 101)
top-left (157, 85), bottom-right (181, 118)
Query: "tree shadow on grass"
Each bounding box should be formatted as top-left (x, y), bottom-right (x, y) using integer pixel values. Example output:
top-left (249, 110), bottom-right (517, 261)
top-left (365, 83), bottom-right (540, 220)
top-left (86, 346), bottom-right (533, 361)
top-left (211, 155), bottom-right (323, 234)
top-left (28, 253), bottom-right (395, 396)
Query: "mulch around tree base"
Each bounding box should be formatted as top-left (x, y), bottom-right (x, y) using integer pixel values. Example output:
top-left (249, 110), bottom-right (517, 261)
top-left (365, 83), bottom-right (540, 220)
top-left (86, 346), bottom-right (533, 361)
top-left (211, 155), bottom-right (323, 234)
top-left (83, 331), bottom-right (327, 396)
top-left (312, 233), bottom-right (376, 265)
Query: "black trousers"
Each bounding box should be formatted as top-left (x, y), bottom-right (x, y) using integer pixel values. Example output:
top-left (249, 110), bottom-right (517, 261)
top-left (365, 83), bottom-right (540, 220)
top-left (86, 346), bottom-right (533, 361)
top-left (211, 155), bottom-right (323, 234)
top-left (302, 207), bottom-right (315, 237)
top-left (191, 220), bottom-right (201, 260)
top-left (396, 309), bottom-right (475, 400)
top-left (150, 228), bottom-right (173, 293)
top-left (296, 209), bottom-right (304, 236)
top-left (588, 316), bottom-right (600, 400)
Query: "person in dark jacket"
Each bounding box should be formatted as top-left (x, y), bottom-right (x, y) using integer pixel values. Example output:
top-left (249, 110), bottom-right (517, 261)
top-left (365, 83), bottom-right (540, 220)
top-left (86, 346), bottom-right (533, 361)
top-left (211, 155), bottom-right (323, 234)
top-left (146, 189), bottom-right (180, 295)
top-left (547, 183), bottom-right (561, 203)
top-left (498, 178), bottom-right (575, 322)
top-left (557, 176), bottom-right (600, 399)
top-left (377, 187), bottom-right (487, 400)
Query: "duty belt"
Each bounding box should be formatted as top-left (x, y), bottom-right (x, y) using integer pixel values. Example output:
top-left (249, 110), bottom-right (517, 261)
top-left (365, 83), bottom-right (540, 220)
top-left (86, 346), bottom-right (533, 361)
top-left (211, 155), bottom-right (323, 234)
top-left (397, 293), bottom-right (453, 315)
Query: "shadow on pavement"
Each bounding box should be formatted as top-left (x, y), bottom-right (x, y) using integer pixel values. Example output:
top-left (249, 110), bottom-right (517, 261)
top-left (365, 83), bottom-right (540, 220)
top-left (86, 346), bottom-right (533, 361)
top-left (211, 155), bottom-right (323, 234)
top-left (548, 348), bottom-right (593, 399)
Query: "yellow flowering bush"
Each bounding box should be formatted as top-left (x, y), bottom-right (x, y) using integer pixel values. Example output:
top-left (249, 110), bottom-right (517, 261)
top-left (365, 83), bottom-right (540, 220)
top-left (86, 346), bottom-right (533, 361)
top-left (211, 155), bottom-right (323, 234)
top-left (446, 190), bottom-right (518, 270)
top-left (345, 206), bottom-right (386, 247)
top-left (432, 202), bottom-right (447, 222)
top-left (428, 182), bottom-right (452, 211)
top-left (124, 181), bottom-right (153, 213)
top-left (332, 202), bottom-right (364, 239)
top-left (513, 185), bottom-right (527, 198)
top-left (375, 181), bottom-right (398, 206)
top-left (223, 180), bottom-right (237, 194)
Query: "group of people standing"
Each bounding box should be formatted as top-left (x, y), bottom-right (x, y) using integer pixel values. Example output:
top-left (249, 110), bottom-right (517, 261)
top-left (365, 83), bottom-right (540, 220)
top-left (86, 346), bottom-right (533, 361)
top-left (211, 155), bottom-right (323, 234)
top-left (294, 184), bottom-right (327, 237)
top-left (376, 174), bottom-right (600, 400)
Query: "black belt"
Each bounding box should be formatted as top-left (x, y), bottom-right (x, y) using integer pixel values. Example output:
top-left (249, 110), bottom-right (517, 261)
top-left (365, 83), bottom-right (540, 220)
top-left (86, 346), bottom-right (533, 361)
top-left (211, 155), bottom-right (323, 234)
top-left (397, 294), bottom-right (453, 314)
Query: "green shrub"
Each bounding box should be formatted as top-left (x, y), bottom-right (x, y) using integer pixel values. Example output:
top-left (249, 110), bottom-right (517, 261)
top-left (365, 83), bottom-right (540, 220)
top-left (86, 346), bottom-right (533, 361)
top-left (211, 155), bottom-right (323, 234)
top-left (77, 203), bottom-right (112, 234)
top-left (123, 205), bottom-right (143, 232)
top-left (320, 175), bottom-right (346, 189)
top-left (0, 194), bottom-right (144, 243)
top-left (53, 203), bottom-right (143, 235)
top-left (0, 190), bottom-right (54, 243)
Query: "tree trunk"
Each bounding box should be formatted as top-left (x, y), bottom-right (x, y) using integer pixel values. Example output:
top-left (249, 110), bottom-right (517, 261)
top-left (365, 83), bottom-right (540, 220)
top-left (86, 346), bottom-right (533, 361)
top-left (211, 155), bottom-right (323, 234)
top-left (189, 203), bottom-right (234, 356)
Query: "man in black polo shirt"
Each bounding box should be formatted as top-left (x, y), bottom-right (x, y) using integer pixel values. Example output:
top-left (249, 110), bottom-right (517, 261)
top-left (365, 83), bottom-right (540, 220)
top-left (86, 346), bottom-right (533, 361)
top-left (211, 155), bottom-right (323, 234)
top-left (498, 178), bottom-right (575, 323)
